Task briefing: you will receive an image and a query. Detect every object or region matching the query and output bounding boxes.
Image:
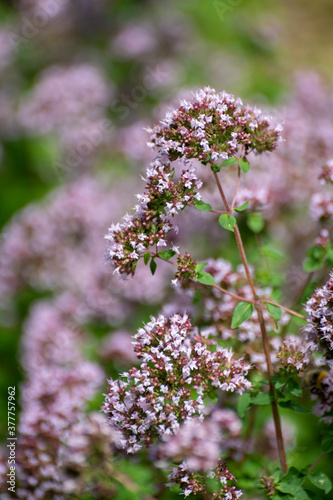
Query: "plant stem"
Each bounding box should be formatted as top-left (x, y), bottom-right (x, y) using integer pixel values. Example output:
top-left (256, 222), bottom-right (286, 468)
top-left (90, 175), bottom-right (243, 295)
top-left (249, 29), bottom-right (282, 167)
top-left (230, 166), bottom-right (241, 211)
top-left (262, 300), bottom-right (305, 320)
top-left (307, 452), bottom-right (325, 473)
top-left (213, 169), bottom-right (288, 473)
top-left (153, 254), bottom-right (255, 304)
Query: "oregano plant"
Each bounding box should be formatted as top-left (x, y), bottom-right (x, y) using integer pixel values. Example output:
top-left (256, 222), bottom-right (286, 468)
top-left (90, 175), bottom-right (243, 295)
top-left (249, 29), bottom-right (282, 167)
top-left (102, 87), bottom-right (333, 499)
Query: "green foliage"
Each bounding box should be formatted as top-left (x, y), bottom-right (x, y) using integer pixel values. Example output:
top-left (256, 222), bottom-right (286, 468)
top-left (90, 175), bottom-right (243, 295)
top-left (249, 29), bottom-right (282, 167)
top-left (261, 246), bottom-right (286, 261)
top-left (234, 201), bottom-right (250, 212)
top-left (251, 392), bottom-right (274, 405)
top-left (303, 245), bottom-right (331, 273)
top-left (219, 213), bottom-right (237, 232)
top-left (278, 400), bottom-right (311, 414)
top-left (237, 393), bottom-right (252, 418)
top-left (265, 302), bottom-right (283, 324)
top-left (247, 213), bottom-right (265, 232)
top-left (221, 157), bottom-right (238, 166)
top-left (269, 466), bottom-right (332, 499)
top-left (195, 262), bottom-right (208, 273)
top-left (238, 157), bottom-right (250, 173)
top-left (322, 434), bottom-right (333, 453)
top-left (194, 200), bottom-right (213, 211)
top-left (196, 270), bottom-right (217, 286)
top-left (144, 252), bottom-right (151, 265)
top-left (307, 472), bottom-right (332, 494)
top-left (150, 257), bottom-right (157, 275)
top-left (231, 301), bottom-right (254, 328)
top-left (158, 250), bottom-right (177, 260)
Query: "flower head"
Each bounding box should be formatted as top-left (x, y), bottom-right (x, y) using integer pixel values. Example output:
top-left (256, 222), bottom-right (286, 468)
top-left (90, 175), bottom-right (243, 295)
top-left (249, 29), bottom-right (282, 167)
top-left (304, 270), bottom-right (333, 361)
top-left (102, 314), bottom-right (251, 453)
top-left (148, 87), bottom-right (282, 163)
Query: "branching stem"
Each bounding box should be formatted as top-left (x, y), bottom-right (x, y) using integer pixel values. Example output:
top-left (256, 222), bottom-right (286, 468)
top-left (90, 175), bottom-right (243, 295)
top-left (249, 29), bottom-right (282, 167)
top-left (262, 300), bottom-right (305, 320)
top-left (212, 169), bottom-right (288, 474)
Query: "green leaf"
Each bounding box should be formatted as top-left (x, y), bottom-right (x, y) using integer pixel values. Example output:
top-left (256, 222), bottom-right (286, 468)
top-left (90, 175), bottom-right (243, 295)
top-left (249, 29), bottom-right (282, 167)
top-left (196, 271), bottom-right (216, 286)
top-left (303, 490), bottom-right (318, 500)
top-left (271, 374), bottom-right (287, 390)
top-left (303, 245), bottom-right (327, 272)
top-left (265, 303), bottom-right (282, 322)
top-left (221, 157), bottom-right (238, 167)
top-left (234, 201), bottom-right (250, 212)
top-left (327, 248), bottom-right (333, 263)
top-left (252, 378), bottom-right (269, 389)
top-left (195, 262), bottom-right (208, 273)
top-left (231, 302), bottom-right (254, 328)
top-left (219, 213), bottom-right (237, 232)
top-left (303, 257), bottom-right (324, 273)
top-left (194, 200), bottom-right (213, 211)
top-left (307, 473), bottom-right (332, 494)
top-left (276, 378), bottom-right (303, 398)
top-left (322, 436), bottom-right (333, 452)
top-left (282, 467), bottom-right (305, 487)
top-left (158, 250), bottom-right (176, 260)
top-left (261, 246), bottom-right (285, 261)
top-left (287, 379), bottom-right (303, 398)
top-left (150, 258), bottom-right (157, 275)
top-left (278, 400), bottom-right (310, 413)
top-left (239, 157), bottom-right (250, 173)
top-left (276, 484), bottom-right (309, 500)
top-left (247, 213), bottom-right (265, 233)
top-left (237, 393), bottom-right (252, 418)
top-left (271, 468), bottom-right (284, 483)
top-left (144, 252), bottom-right (151, 265)
top-left (251, 392), bottom-right (274, 405)
top-left (211, 164), bottom-right (221, 173)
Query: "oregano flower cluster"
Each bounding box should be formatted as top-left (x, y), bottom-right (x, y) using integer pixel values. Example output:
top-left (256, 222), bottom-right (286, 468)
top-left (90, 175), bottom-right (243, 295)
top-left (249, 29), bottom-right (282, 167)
top-left (102, 314), bottom-right (251, 453)
top-left (304, 270), bottom-right (333, 363)
top-left (167, 460), bottom-right (242, 499)
top-left (147, 86), bottom-right (282, 164)
top-left (105, 157), bottom-right (202, 276)
top-left (102, 85), bottom-right (333, 498)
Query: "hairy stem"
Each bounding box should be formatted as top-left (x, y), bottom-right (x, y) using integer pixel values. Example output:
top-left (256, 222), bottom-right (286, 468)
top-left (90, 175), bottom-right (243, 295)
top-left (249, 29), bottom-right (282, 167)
top-left (213, 169), bottom-right (288, 473)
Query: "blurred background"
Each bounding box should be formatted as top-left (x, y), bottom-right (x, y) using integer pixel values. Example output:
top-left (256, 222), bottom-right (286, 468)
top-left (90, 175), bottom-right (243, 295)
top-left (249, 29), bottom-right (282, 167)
top-left (1, 0), bottom-right (333, 498)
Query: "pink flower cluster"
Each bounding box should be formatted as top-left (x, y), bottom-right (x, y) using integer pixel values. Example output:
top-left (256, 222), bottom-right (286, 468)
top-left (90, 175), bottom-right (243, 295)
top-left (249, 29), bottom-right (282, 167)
top-left (167, 459), bottom-right (243, 499)
top-left (105, 157), bottom-right (202, 276)
top-left (102, 314), bottom-right (251, 453)
top-left (147, 86), bottom-right (282, 164)
top-left (18, 64), bottom-right (111, 150)
top-left (304, 270), bottom-right (333, 363)
top-left (16, 300), bottom-right (105, 499)
top-left (310, 192), bottom-right (333, 221)
top-left (156, 408), bottom-right (243, 471)
top-left (158, 417), bottom-right (222, 472)
top-left (276, 335), bottom-right (311, 373)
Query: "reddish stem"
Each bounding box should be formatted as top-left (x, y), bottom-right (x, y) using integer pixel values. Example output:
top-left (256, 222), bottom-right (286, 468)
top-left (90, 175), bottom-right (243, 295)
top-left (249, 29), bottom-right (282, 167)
top-left (213, 169), bottom-right (288, 473)
top-left (230, 166), bottom-right (241, 211)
